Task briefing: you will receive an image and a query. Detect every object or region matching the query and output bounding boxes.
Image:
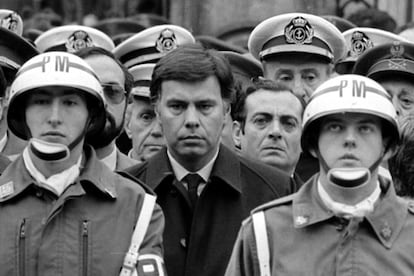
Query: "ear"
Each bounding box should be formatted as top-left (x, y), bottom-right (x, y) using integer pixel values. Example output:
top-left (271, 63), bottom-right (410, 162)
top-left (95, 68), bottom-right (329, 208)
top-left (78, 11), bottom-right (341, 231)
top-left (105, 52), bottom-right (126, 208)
top-left (232, 120), bottom-right (242, 148)
top-left (124, 116), bottom-right (132, 139)
top-left (381, 137), bottom-right (395, 162)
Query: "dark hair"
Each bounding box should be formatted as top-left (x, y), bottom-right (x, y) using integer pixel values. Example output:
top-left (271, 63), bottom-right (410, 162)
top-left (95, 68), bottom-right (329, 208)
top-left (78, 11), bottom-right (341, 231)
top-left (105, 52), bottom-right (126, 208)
top-left (150, 44), bottom-right (234, 102)
top-left (75, 46), bottom-right (133, 97)
top-left (389, 115), bottom-right (414, 197)
top-left (232, 78), bottom-right (305, 132)
top-left (346, 8), bottom-right (397, 33)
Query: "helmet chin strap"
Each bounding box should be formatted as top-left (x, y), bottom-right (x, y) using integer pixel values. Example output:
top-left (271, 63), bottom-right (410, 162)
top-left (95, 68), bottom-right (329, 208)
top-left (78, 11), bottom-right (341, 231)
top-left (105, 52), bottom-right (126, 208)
top-left (316, 148), bottom-right (384, 188)
top-left (28, 118), bottom-right (91, 162)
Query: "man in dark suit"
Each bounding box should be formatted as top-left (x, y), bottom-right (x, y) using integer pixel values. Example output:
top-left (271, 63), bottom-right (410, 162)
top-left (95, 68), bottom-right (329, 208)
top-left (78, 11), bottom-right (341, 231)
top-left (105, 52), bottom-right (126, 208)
top-left (124, 44), bottom-right (293, 276)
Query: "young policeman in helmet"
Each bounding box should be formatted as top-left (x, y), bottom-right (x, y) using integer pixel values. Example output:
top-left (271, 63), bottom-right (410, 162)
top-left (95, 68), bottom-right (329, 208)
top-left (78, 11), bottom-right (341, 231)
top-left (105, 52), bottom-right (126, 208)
top-left (225, 74), bottom-right (414, 275)
top-left (0, 52), bottom-right (166, 275)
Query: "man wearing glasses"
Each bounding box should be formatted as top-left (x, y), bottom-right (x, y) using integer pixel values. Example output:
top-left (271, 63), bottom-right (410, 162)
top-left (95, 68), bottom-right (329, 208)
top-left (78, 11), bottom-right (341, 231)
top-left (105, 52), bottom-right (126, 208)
top-left (76, 47), bottom-right (138, 170)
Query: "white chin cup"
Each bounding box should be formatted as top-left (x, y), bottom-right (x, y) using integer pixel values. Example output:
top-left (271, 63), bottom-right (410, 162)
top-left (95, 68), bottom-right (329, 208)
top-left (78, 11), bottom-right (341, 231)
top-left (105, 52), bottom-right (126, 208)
top-left (327, 167), bottom-right (371, 187)
top-left (29, 138), bottom-right (70, 162)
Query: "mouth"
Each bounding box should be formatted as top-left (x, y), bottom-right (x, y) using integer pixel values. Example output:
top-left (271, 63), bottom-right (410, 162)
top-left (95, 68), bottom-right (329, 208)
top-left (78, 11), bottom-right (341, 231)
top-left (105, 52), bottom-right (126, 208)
top-left (263, 146), bottom-right (285, 152)
top-left (42, 131), bottom-right (65, 138)
top-left (340, 153), bottom-right (359, 161)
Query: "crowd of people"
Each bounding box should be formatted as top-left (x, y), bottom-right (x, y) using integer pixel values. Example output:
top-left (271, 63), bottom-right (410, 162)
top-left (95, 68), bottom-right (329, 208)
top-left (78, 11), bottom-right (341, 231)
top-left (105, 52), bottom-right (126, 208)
top-left (0, 5), bottom-right (414, 276)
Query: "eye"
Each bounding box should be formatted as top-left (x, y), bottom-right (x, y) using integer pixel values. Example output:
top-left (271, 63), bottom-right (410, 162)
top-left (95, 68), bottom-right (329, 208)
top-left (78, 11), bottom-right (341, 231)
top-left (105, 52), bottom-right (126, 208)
top-left (168, 102), bottom-right (186, 113)
top-left (276, 74), bottom-right (292, 82)
top-left (198, 103), bottom-right (214, 112)
top-left (399, 96), bottom-right (414, 109)
top-left (359, 124), bottom-right (375, 134)
top-left (252, 115), bottom-right (270, 128)
top-left (141, 112), bottom-right (155, 123)
top-left (303, 72), bottom-right (317, 84)
top-left (325, 122), bottom-right (342, 132)
top-left (281, 117), bottom-right (298, 132)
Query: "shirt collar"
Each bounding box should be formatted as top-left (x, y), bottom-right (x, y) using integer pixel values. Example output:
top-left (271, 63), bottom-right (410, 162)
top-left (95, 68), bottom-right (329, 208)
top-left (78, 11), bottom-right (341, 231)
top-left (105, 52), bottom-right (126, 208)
top-left (100, 145), bottom-right (117, 171)
top-left (167, 147), bottom-right (219, 183)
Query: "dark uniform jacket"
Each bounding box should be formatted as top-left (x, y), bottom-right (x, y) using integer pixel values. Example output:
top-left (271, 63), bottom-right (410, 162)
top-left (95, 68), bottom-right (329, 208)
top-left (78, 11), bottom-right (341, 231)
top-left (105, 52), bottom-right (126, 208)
top-left (0, 146), bottom-right (165, 276)
top-left (225, 174), bottom-right (414, 276)
top-left (124, 144), bottom-right (293, 276)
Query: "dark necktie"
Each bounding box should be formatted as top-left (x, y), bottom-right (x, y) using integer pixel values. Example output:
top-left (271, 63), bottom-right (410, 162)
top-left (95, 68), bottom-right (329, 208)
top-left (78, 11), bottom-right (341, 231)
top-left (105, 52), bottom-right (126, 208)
top-left (185, 173), bottom-right (202, 207)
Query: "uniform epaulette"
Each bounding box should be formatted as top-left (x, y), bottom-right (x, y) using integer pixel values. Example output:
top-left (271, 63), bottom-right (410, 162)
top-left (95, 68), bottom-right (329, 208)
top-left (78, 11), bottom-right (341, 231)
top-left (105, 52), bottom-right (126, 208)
top-left (251, 193), bottom-right (296, 214)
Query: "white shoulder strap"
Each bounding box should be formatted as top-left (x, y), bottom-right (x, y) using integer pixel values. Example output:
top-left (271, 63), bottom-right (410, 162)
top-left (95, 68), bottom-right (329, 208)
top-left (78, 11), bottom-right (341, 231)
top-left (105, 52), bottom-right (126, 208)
top-left (252, 211), bottom-right (271, 276)
top-left (120, 193), bottom-right (157, 276)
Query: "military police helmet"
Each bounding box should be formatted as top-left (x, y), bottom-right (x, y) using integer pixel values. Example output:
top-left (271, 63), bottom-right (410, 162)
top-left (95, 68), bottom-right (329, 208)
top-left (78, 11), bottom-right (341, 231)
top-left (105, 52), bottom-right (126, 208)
top-left (8, 51), bottom-right (106, 141)
top-left (301, 74), bottom-right (399, 154)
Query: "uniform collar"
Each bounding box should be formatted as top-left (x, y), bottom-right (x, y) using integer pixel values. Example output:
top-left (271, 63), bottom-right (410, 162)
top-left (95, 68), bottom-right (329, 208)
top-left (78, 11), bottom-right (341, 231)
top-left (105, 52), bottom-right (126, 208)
top-left (292, 175), bottom-right (407, 249)
top-left (0, 145), bottom-right (118, 202)
top-left (146, 144), bottom-right (242, 193)
top-left (100, 144), bottom-right (118, 171)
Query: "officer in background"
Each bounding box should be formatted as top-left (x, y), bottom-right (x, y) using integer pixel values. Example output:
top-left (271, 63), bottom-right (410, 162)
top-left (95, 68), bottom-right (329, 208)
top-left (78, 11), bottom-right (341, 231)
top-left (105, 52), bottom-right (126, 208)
top-left (34, 24), bottom-right (115, 53)
top-left (249, 13), bottom-right (347, 182)
top-left (353, 41), bottom-right (414, 122)
top-left (124, 44), bottom-right (293, 276)
top-left (225, 74), bottom-right (414, 275)
top-left (336, 27), bottom-right (408, 74)
top-left (0, 51), bottom-right (166, 275)
top-left (113, 24), bottom-right (196, 68)
top-left (124, 63), bottom-right (165, 162)
top-left (0, 10), bottom-right (39, 162)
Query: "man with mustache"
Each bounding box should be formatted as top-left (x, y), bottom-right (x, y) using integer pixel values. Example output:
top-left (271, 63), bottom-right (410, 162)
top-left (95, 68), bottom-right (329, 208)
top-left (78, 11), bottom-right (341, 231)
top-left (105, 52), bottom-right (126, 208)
top-left (124, 44), bottom-right (293, 276)
top-left (226, 74), bottom-right (414, 275)
top-left (76, 47), bottom-right (138, 170)
top-left (232, 78), bottom-right (305, 189)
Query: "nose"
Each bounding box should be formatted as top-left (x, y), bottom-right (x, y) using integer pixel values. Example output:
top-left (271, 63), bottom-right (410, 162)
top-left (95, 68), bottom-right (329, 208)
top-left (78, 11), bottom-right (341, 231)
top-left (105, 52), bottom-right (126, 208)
top-left (343, 127), bottom-right (356, 148)
top-left (150, 121), bottom-right (163, 138)
top-left (47, 100), bottom-right (62, 126)
top-left (184, 105), bottom-right (200, 129)
top-left (392, 96), bottom-right (401, 117)
top-left (292, 78), bottom-right (308, 102)
top-left (268, 119), bottom-right (282, 140)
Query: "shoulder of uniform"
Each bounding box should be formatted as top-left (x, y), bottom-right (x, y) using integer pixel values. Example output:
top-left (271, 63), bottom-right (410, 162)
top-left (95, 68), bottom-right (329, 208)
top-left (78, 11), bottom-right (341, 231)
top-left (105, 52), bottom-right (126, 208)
top-left (251, 193), bottom-right (295, 214)
top-left (116, 170), bottom-right (155, 195)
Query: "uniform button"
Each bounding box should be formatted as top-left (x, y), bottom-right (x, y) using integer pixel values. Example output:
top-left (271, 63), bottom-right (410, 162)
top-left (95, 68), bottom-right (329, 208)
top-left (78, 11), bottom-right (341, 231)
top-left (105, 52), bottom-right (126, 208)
top-left (36, 190), bottom-right (43, 197)
top-left (180, 238), bottom-right (187, 248)
top-left (170, 188), bottom-right (178, 197)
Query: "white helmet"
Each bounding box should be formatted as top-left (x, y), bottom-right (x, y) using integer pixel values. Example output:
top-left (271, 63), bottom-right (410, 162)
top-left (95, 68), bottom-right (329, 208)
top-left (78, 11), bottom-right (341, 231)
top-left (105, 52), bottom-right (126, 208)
top-left (8, 51), bottom-right (106, 141)
top-left (301, 74), bottom-right (399, 154)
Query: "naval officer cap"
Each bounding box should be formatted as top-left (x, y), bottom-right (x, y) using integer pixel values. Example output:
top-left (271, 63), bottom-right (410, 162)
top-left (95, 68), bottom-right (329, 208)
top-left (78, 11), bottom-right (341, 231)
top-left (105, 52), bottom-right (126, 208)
top-left (248, 13), bottom-right (346, 63)
top-left (35, 25), bottom-right (115, 53)
top-left (129, 63), bottom-right (155, 98)
top-left (0, 9), bottom-right (23, 36)
top-left (113, 24), bottom-right (196, 68)
top-left (353, 41), bottom-right (414, 79)
top-left (336, 27), bottom-right (408, 74)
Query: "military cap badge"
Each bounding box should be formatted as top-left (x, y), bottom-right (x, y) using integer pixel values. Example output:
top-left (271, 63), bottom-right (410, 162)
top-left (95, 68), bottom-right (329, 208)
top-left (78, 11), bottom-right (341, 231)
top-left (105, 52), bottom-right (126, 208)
top-left (65, 30), bottom-right (94, 53)
top-left (388, 42), bottom-right (406, 70)
top-left (284, 16), bottom-right (314, 44)
top-left (156, 28), bottom-right (178, 53)
top-left (0, 12), bottom-right (19, 33)
top-left (350, 31), bottom-right (373, 57)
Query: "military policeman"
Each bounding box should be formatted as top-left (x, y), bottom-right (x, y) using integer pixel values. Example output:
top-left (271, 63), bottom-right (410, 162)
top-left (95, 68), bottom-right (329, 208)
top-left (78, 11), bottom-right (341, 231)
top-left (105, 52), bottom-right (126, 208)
top-left (225, 74), bottom-right (414, 275)
top-left (0, 51), bottom-right (166, 275)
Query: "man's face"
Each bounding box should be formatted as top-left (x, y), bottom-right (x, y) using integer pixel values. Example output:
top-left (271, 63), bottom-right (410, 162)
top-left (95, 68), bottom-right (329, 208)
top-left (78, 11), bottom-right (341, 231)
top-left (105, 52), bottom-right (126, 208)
top-left (379, 77), bottom-right (414, 121)
top-left (25, 87), bottom-right (88, 147)
top-left (125, 96), bottom-right (165, 162)
top-left (317, 113), bottom-right (385, 171)
top-left (84, 55), bottom-right (126, 148)
top-left (235, 90), bottom-right (302, 173)
top-left (263, 54), bottom-right (332, 102)
top-left (155, 76), bottom-right (227, 166)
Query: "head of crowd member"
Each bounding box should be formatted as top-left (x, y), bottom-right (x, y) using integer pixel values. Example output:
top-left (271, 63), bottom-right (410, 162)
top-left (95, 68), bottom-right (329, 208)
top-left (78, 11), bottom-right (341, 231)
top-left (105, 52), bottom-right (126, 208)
top-left (389, 115), bottom-right (414, 198)
top-left (301, 74), bottom-right (399, 205)
top-left (335, 27), bottom-right (408, 74)
top-left (35, 25), bottom-right (115, 53)
top-left (353, 41), bottom-right (414, 121)
top-left (248, 13), bottom-right (347, 103)
top-left (232, 78), bottom-right (305, 175)
top-left (125, 63), bottom-right (165, 162)
top-left (346, 7), bottom-right (397, 33)
top-left (7, 51), bottom-right (106, 173)
top-left (221, 51), bottom-right (263, 150)
top-left (113, 24), bottom-right (196, 69)
top-left (75, 47), bottom-right (133, 158)
top-left (150, 44), bottom-right (234, 171)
